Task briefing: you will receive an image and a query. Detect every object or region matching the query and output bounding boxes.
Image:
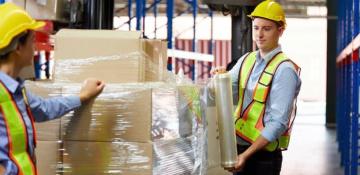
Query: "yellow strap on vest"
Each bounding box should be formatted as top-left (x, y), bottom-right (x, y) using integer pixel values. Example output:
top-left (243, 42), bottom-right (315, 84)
top-left (234, 52), bottom-right (256, 119)
top-left (0, 82), bottom-right (36, 175)
top-left (253, 53), bottom-right (289, 102)
top-left (234, 51), bottom-right (297, 151)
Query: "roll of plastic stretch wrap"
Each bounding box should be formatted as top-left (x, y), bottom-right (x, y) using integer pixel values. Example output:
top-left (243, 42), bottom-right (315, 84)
top-left (214, 73), bottom-right (238, 168)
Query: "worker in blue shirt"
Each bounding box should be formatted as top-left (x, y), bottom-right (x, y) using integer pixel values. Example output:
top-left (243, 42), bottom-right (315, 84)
top-left (0, 2), bottom-right (105, 175)
top-left (212, 1), bottom-right (301, 175)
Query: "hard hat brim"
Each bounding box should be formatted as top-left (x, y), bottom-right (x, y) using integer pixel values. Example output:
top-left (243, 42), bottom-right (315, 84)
top-left (30, 21), bottom-right (46, 31)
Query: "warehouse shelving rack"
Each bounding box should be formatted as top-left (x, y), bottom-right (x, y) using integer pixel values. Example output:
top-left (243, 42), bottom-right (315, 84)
top-left (336, 0), bottom-right (360, 174)
top-left (125, 0), bottom-right (214, 80)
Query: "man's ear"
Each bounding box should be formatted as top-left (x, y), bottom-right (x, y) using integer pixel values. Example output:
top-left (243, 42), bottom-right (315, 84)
top-left (278, 27), bottom-right (285, 37)
top-left (13, 42), bottom-right (22, 56)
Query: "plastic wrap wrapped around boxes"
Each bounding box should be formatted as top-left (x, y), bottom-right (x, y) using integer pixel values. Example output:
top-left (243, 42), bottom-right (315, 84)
top-left (53, 29), bottom-right (167, 83)
top-left (29, 82), bottom-right (207, 175)
top-left (29, 29), bottom-right (207, 174)
top-left (59, 83), bottom-right (206, 175)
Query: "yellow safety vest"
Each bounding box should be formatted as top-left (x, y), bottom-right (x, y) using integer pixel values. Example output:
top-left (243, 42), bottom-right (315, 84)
top-left (234, 51), bottom-right (300, 151)
top-left (0, 81), bottom-right (37, 175)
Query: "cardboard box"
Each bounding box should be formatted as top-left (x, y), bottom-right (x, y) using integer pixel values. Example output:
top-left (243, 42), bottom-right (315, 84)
top-left (62, 141), bottom-right (153, 175)
top-left (35, 141), bottom-right (61, 175)
top-left (54, 29), bottom-right (167, 83)
top-left (61, 85), bottom-right (152, 142)
top-left (25, 81), bottom-right (62, 141)
top-left (142, 40), bottom-right (168, 81)
top-left (54, 29), bottom-right (143, 60)
top-left (60, 84), bottom-right (200, 143)
top-left (53, 54), bottom-right (145, 83)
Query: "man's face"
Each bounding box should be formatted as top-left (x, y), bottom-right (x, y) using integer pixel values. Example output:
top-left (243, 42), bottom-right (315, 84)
top-left (252, 18), bottom-right (284, 53)
top-left (18, 31), bottom-right (35, 67)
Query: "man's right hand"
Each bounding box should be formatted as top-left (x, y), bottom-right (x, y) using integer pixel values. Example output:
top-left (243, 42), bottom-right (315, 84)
top-left (210, 67), bottom-right (227, 75)
top-left (0, 165), bottom-right (5, 175)
top-left (79, 78), bottom-right (105, 103)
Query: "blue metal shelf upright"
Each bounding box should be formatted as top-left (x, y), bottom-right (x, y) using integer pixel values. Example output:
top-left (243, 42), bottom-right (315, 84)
top-left (336, 0), bottom-right (360, 174)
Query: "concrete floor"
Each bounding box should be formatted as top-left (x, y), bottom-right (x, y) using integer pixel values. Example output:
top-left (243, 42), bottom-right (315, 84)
top-left (280, 102), bottom-right (344, 175)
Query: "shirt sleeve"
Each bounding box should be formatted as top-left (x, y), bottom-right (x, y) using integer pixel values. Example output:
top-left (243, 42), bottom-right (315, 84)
top-left (261, 62), bottom-right (301, 142)
top-left (26, 90), bottom-right (81, 122)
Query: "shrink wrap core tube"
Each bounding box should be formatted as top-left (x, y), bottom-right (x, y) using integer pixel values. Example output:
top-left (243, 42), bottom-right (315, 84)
top-left (214, 73), bottom-right (238, 168)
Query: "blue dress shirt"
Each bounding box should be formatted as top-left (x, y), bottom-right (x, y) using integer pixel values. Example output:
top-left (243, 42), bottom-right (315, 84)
top-left (228, 46), bottom-right (302, 145)
top-left (0, 71), bottom-right (81, 175)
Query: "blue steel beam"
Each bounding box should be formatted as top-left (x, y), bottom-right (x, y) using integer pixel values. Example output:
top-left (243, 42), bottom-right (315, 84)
top-left (142, 0), bottom-right (146, 36)
top-left (136, 0), bottom-right (143, 31)
top-left (167, 0), bottom-right (174, 71)
top-left (128, 0), bottom-right (132, 30)
top-left (191, 0), bottom-right (197, 80)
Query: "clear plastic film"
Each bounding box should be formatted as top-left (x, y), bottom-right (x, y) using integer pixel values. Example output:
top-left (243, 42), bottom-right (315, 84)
top-left (214, 73), bottom-right (237, 168)
top-left (53, 52), bottom-right (167, 84)
top-left (30, 81), bottom-right (207, 174)
top-left (59, 82), bottom-right (207, 175)
top-left (26, 46), bottom-right (208, 174)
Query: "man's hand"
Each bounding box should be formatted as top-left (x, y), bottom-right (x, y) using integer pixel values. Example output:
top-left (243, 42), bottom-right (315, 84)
top-left (0, 165), bottom-right (5, 175)
top-left (210, 67), bottom-right (227, 75)
top-left (225, 136), bottom-right (271, 173)
top-left (79, 78), bottom-right (105, 103)
top-left (224, 153), bottom-right (248, 173)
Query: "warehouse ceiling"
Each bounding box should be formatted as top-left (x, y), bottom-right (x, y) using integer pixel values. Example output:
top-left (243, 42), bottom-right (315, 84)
top-left (114, 0), bottom-right (327, 17)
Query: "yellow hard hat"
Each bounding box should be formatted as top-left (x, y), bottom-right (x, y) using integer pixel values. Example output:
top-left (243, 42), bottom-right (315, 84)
top-left (248, 0), bottom-right (286, 26)
top-left (0, 2), bottom-right (45, 50)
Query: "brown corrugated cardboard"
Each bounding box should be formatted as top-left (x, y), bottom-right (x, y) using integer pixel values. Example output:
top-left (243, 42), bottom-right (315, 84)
top-left (62, 141), bottom-right (153, 175)
top-left (54, 29), bottom-right (167, 83)
top-left (142, 40), bottom-right (168, 81)
top-left (54, 54), bottom-right (145, 83)
top-left (60, 84), bottom-right (200, 143)
top-left (61, 85), bottom-right (152, 142)
top-left (35, 141), bottom-right (61, 175)
top-left (54, 29), bottom-right (142, 60)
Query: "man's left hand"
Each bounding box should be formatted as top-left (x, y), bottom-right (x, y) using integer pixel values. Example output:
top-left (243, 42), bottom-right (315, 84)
top-left (224, 153), bottom-right (247, 173)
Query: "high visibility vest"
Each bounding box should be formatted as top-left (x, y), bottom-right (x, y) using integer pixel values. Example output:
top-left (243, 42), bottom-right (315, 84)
top-left (0, 81), bottom-right (37, 175)
top-left (234, 51), bottom-right (300, 151)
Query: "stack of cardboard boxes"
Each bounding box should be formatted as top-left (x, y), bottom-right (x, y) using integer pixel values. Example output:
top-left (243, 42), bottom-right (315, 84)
top-left (32, 29), bottom-right (207, 175)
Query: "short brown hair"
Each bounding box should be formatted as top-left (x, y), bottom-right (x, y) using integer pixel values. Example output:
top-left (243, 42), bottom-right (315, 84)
top-left (0, 31), bottom-right (29, 60)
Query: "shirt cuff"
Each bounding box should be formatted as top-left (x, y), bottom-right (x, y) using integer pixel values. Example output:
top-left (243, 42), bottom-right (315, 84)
top-left (261, 122), bottom-right (287, 142)
top-left (65, 95), bottom-right (82, 109)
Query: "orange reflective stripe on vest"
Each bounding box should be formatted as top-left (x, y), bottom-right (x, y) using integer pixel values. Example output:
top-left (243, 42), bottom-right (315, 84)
top-left (0, 81), bottom-right (36, 175)
top-left (234, 51), bottom-right (300, 151)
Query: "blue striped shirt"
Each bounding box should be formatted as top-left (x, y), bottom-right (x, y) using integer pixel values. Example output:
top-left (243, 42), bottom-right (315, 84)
top-left (228, 46), bottom-right (301, 145)
top-left (0, 71), bottom-right (81, 175)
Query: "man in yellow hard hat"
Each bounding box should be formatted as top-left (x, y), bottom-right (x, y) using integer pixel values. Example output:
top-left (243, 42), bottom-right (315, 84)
top-left (212, 1), bottom-right (301, 174)
top-left (0, 2), bottom-right (105, 175)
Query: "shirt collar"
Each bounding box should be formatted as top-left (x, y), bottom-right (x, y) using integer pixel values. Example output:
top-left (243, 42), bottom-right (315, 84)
top-left (256, 45), bottom-right (283, 63)
top-left (0, 71), bottom-right (25, 93)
